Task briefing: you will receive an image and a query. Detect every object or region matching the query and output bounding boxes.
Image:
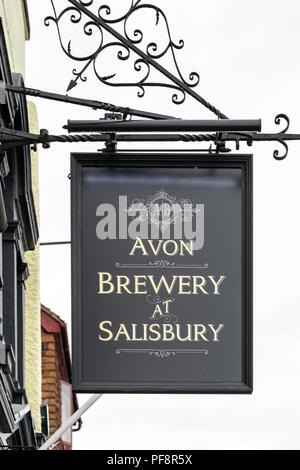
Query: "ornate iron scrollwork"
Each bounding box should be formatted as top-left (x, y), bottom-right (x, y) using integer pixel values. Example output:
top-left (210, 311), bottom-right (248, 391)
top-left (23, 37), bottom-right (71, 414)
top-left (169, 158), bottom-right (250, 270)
top-left (45, 0), bottom-right (201, 105)
top-left (273, 113), bottom-right (290, 160)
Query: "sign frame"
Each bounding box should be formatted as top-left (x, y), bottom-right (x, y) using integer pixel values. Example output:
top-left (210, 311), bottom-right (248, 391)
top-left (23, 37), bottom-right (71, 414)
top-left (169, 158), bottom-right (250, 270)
top-left (71, 153), bottom-right (252, 394)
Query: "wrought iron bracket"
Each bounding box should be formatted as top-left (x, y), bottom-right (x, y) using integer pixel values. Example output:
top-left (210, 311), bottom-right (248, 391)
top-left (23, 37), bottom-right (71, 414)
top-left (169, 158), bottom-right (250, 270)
top-left (1, 82), bottom-right (175, 121)
top-left (0, 1), bottom-right (287, 162)
top-left (45, 0), bottom-right (228, 118)
top-left (214, 133), bottom-right (230, 154)
top-left (0, 113), bottom-right (296, 160)
top-left (102, 132), bottom-right (117, 153)
top-left (0, 3), bottom-right (293, 162)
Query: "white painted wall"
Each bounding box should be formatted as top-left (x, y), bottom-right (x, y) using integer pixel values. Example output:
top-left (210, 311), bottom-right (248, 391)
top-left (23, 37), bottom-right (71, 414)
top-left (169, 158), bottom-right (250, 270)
top-left (0, 0), bottom-right (28, 74)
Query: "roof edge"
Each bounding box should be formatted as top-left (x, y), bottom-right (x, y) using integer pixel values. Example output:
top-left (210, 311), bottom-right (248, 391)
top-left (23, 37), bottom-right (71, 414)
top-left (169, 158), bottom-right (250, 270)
top-left (41, 303), bottom-right (67, 326)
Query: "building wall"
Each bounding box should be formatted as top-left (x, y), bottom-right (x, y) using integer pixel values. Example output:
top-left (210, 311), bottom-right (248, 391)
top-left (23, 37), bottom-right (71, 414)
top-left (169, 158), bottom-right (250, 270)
top-left (0, 1), bottom-right (42, 433)
top-left (42, 331), bottom-right (71, 451)
top-left (25, 101), bottom-right (41, 433)
top-left (0, 0), bottom-right (28, 76)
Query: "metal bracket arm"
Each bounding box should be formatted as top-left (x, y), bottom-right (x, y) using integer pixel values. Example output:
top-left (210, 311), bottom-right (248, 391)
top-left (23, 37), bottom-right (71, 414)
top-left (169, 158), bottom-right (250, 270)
top-left (39, 394), bottom-right (102, 450)
top-left (2, 82), bottom-right (175, 121)
top-left (0, 113), bottom-right (294, 159)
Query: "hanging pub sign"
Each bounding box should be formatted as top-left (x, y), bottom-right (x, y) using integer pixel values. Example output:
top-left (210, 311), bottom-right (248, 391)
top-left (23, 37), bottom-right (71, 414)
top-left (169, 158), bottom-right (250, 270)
top-left (71, 153), bottom-right (252, 393)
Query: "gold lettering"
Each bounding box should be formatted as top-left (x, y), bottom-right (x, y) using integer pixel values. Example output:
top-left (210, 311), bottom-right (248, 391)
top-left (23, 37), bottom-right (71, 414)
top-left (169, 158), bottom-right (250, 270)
top-left (131, 324), bottom-right (143, 341)
top-left (116, 275), bottom-right (132, 294)
top-left (208, 323), bottom-right (224, 341)
top-left (98, 320), bottom-right (113, 341)
top-left (148, 239), bottom-right (163, 256)
top-left (176, 324), bottom-right (192, 341)
top-left (179, 240), bottom-right (193, 256)
top-left (192, 276), bottom-right (209, 295)
top-left (151, 303), bottom-right (164, 319)
top-left (129, 237), bottom-right (148, 256)
top-left (148, 324), bottom-right (161, 341)
top-left (98, 272), bottom-right (114, 294)
top-left (148, 275), bottom-right (178, 294)
top-left (178, 275), bottom-right (191, 294)
top-left (114, 323), bottom-right (131, 341)
top-left (208, 275), bottom-right (226, 294)
top-left (194, 324), bottom-right (209, 342)
top-left (162, 324), bottom-right (175, 341)
top-left (162, 240), bottom-right (178, 256)
top-left (133, 275), bottom-right (147, 294)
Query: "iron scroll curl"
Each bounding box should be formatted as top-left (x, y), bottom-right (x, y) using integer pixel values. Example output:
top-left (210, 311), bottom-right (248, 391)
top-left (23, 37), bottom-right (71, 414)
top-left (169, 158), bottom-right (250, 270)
top-left (273, 113), bottom-right (290, 160)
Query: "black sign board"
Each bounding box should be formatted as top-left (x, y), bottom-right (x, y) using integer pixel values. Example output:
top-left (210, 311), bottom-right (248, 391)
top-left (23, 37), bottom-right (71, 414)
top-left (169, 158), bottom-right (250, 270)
top-left (71, 153), bottom-right (252, 393)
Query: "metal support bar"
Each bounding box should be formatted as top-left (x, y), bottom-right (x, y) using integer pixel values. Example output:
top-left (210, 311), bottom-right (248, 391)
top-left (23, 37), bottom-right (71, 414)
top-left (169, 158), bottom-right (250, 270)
top-left (39, 394), bottom-right (102, 450)
top-left (0, 113), bottom-right (294, 159)
top-left (0, 130), bottom-right (295, 150)
top-left (40, 241), bottom-right (71, 246)
top-left (3, 83), bottom-right (175, 121)
top-left (0, 126), bottom-right (41, 141)
top-left (65, 119), bottom-right (262, 133)
top-left (0, 131), bottom-right (296, 146)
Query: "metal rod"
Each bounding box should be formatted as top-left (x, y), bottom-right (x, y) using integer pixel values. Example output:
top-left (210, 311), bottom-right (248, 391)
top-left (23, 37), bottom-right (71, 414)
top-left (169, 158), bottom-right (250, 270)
top-left (4, 84), bottom-right (175, 121)
top-left (0, 126), bottom-right (41, 141)
top-left (39, 394), bottom-right (102, 450)
top-left (0, 126), bottom-right (296, 161)
top-left (111, 148), bottom-right (218, 153)
top-left (1, 131), bottom-right (298, 148)
top-left (65, 119), bottom-right (261, 133)
top-left (40, 241), bottom-right (71, 246)
top-left (68, 0), bottom-right (228, 120)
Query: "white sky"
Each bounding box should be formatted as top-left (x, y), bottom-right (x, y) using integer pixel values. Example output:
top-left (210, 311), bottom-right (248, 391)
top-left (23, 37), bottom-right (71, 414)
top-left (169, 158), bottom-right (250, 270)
top-left (26, 0), bottom-right (300, 450)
